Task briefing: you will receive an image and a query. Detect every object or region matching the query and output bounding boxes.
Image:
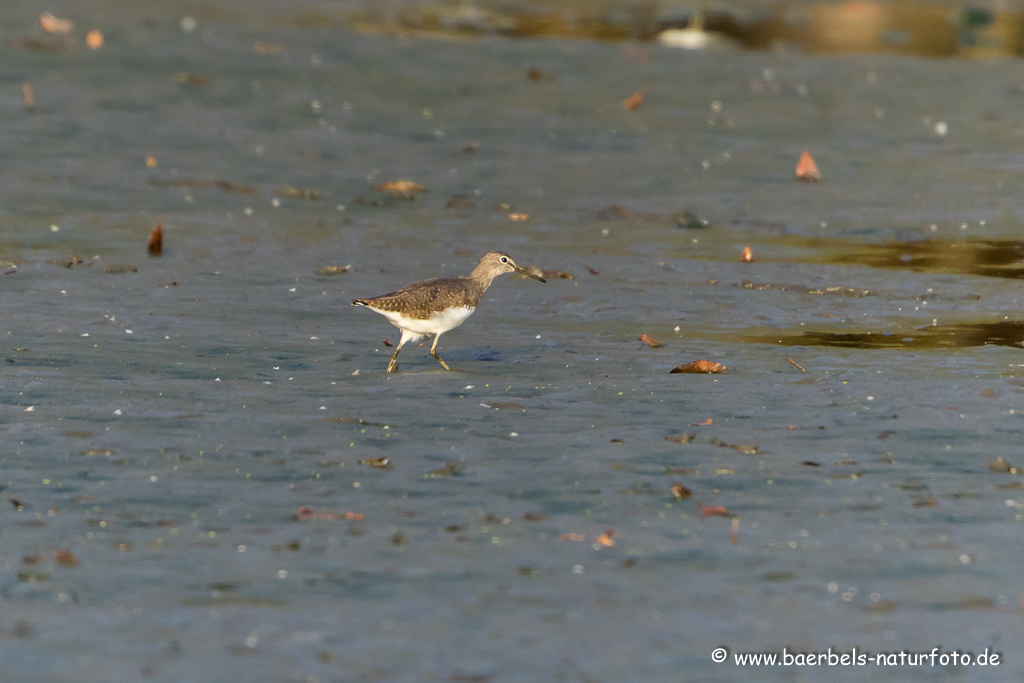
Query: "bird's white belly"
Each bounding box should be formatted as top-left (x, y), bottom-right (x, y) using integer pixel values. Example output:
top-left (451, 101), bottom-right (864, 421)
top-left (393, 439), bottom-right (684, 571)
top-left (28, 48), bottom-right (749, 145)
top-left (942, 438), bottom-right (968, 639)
top-left (381, 306), bottom-right (475, 336)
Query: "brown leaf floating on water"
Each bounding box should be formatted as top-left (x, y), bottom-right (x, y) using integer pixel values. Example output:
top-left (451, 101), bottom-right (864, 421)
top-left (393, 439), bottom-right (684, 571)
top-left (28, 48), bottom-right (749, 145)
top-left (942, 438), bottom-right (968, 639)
top-left (585, 266), bottom-right (599, 275)
top-left (671, 483), bottom-right (691, 500)
top-left (86, 30), bottom-right (104, 50)
top-left (665, 432), bottom-right (696, 444)
top-left (391, 531), bottom-right (408, 546)
top-left (559, 533), bottom-right (585, 541)
top-left (148, 221), bottom-right (163, 256)
top-left (594, 529), bottom-right (616, 547)
top-left (740, 246), bottom-right (754, 262)
top-left (523, 512), bottom-right (548, 522)
top-left (796, 150), bottom-right (821, 181)
top-left (40, 12), bottom-right (74, 34)
top-left (670, 360), bottom-right (727, 374)
top-left (699, 503), bottom-right (730, 518)
top-left (912, 495), bottom-right (938, 508)
top-left (622, 90), bottom-right (645, 110)
top-left (54, 549), bottom-right (78, 567)
top-left (508, 213), bottom-right (530, 221)
top-left (374, 180), bottom-right (425, 196)
top-left (639, 333), bottom-right (663, 348)
top-left (692, 418), bottom-right (713, 426)
top-left (22, 82), bottom-right (34, 109)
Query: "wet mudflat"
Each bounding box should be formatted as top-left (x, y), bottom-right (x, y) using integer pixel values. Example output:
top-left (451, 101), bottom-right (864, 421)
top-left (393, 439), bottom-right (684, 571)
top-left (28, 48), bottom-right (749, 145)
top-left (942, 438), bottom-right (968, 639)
top-left (2, 1), bottom-right (1024, 681)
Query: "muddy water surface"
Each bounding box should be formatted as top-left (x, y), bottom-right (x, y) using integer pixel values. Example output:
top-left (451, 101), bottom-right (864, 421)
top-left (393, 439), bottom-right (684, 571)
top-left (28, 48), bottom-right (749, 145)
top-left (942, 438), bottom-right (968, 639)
top-left (1, 2), bottom-right (1023, 682)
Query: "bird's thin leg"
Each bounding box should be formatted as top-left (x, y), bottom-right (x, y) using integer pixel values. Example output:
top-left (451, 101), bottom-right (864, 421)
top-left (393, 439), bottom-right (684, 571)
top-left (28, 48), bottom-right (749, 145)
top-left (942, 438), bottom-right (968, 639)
top-left (387, 332), bottom-right (413, 373)
top-left (430, 334), bottom-right (451, 371)
top-left (386, 346), bottom-right (402, 373)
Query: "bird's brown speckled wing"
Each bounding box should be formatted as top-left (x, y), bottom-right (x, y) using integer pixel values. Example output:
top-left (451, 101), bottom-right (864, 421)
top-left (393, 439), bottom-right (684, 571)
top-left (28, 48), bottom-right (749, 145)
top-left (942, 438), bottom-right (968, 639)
top-left (358, 277), bottom-right (482, 319)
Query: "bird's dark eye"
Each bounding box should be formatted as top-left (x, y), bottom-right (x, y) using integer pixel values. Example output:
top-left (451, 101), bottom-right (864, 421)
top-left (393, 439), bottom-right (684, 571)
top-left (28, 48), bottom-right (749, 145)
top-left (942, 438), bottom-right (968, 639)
top-left (500, 257), bottom-right (508, 263)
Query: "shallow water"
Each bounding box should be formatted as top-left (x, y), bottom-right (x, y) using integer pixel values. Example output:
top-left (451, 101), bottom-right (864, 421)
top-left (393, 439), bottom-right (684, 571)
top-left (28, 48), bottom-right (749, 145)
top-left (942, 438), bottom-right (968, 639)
top-left (2, 2), bottom-right (1024, 682)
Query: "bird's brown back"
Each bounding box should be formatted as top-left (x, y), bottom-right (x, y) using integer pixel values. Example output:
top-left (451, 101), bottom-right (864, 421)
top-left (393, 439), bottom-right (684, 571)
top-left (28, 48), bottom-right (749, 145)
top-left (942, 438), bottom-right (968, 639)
top-left (355, 277), bottom-right (484, 320)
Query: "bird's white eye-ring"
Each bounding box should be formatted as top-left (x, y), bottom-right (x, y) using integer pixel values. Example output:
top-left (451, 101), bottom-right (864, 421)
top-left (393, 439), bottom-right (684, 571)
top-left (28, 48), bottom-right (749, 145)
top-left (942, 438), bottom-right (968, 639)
top-left (500, 256), bottom-right (508, 263)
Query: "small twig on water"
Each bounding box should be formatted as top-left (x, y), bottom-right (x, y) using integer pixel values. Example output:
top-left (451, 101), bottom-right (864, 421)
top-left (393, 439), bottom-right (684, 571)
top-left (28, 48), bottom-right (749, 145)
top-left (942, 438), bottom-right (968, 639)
top-left (785, 356), bottom-right (808, 373)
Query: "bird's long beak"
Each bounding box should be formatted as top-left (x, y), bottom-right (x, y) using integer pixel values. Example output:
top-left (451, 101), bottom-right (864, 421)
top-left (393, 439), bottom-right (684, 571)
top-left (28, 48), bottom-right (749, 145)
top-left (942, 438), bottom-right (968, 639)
top-left (514, 264), bottom-right (547, 283)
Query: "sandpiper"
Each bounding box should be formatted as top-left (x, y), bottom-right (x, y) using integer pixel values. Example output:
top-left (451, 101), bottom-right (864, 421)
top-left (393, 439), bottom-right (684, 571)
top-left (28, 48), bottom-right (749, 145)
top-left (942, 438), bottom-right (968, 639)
top-left (352, 251), bottom-right (546, 373)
